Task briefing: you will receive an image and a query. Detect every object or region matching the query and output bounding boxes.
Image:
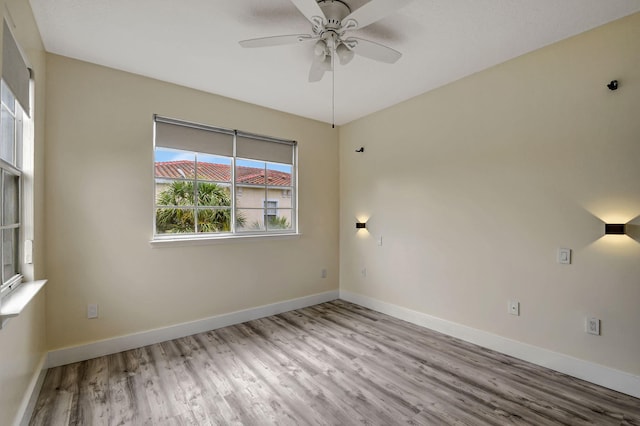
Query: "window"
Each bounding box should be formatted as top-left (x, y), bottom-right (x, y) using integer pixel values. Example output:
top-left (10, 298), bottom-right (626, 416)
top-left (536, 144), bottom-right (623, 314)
top-left (0, 81), bottom-right (22, 296)
top-left (0, 22), bottom-right (30, 299)
top-left (153, 116), bottom-right (297, 239)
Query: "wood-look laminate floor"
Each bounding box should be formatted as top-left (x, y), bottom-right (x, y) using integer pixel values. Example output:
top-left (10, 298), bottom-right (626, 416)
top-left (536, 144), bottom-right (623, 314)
top-left (31, 301), bottom-right (640, 425)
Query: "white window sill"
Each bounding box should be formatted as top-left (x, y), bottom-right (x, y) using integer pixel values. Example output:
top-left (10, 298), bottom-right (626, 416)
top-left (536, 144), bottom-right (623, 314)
top-left (0, 280), bottom-right (47, 329)
top-left (150, 232), bottom-right (301, 248)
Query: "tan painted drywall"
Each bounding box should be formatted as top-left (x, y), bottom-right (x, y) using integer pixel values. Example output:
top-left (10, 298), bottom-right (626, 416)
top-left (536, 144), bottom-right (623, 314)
top-left (44, 54), bottom-right (339, 350)
top-left (0, 0), bottom-right (47, 424)
top-left (339, 13), bottom-right (640, 374)
top-left (0, 293), bottom-right (46, 425)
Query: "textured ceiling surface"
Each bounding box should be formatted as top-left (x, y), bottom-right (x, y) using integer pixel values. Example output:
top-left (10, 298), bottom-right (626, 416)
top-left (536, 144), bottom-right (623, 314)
top-left (29, 0), bottom-right (640, 125)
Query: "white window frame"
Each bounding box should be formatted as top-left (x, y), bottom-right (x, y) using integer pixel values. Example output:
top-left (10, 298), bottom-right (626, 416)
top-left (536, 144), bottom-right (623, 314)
top-left (0, 21), bottom-right (47, 329)
top-left (152, 116), bottom-right (297, 242)
top-left (0, 79), bottom-right (23, 298)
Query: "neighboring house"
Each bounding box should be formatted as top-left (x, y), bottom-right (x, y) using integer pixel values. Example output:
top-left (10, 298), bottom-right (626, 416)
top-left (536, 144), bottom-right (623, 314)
top-left (154, 160), bottom-right (293, 230)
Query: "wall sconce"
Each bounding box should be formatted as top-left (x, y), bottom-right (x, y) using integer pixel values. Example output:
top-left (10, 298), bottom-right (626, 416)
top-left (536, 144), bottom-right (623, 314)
top-left (605, 224), bottom-right (626, 235)
top-left (356, 221), bottom-right (367, 229)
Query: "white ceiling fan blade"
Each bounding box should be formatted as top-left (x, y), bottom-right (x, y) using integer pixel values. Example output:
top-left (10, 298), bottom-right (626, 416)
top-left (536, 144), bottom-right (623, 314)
top-left (342, 0), bottom-right (414, 29)
top-left (309, 56), bottom-right (331, 82)
top-left (239, 34), bottom-right (315, 48)
top-left (308, 60), bottom-right (325, 82)
top-left (289, 0), bottom-right (326, 24)
top-left (346, 37), bottom-right (402, 64)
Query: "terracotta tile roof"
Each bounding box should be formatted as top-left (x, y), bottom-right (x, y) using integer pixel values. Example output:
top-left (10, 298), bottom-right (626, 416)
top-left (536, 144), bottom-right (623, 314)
top-left (155, 160), bottom-right (291, 186)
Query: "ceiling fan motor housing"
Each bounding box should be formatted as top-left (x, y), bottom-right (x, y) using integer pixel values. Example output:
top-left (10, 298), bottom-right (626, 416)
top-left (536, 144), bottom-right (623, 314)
top-left (318, 0), bottom-right (351, 30)
top-left (315, 1), bottom-right (352, 53)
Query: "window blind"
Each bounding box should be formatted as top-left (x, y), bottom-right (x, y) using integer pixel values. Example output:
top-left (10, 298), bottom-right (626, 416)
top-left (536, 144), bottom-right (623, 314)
top-left (236, 134), bottom-right (295, 165)
top-left (2, 22), bottom-right (30, 116)
top-left (155, 118), bottom-right (233, 157)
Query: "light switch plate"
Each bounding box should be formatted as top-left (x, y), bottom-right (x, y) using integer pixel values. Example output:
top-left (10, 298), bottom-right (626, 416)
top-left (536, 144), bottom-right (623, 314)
top-left (558, 248), bottom-right (571, 264)
top-left (87, 304), bottom-right (98, 319)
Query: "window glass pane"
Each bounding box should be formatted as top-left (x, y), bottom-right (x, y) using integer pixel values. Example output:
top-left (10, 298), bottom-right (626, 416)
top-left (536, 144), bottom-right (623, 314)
top-left (266, 209), bottom-right (293, 231)
top-left (155, 148), bottom-right (195, 178)
top-left (2, 228), bottom-right (17, 284)
top-left (3, 171), bottom-right (19, 225)
top-left (237, 159), bottom-right (266, 186)
top-left (236, 185), bottom-right (265, 210)
top-left (236, 209), bottom-right (264, 232)
top-left (155, 179), bottom-right (195, 207)
top-left (196, 181), bottom-right (231, 208)
top-left (197, 208), bottom-right (231, 233)
top-left (1, 106), bottom-right (15, 164)
top-left (236, 159), bottom-right (267, 211)
top-left (266, 187), bottom-right (292, 211)
top-left (266, 163), bottom-right (292, 188)
top-left (1, 80), bottom-right (15, 114)
top-left (155, 207), bottom-right (195, 234)
top-left (196, 153), bottom-right (231, 183)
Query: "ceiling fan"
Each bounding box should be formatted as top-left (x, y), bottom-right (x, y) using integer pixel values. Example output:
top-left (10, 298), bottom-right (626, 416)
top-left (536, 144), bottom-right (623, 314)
top-left (239, 0), bottom-right (413, 82)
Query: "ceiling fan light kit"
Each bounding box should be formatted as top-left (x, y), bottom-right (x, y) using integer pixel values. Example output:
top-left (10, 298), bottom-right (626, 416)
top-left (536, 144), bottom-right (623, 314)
top-left (336, 43), bottom-right (355, 65)
top-left (314, 40), bottom-right (327, 58)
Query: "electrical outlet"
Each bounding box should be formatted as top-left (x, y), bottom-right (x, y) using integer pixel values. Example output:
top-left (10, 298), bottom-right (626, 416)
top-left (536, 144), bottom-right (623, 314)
top-left (361, 267), bottom-right (367, 277)
top-left (586, 317), bottom-right (600, 335)
top-left (321, 268), bottom-right (327, 278)
top-left (508, 300), bottom-right (520, 316)
top-left (557, 248), bottom-right (571, 264)
top-left (87, 304), bottom-right (98, 319)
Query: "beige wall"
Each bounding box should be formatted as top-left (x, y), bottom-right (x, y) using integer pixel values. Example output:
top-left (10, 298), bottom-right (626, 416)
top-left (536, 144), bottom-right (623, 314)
top-left (44, 54), bottom-right (339, 350)
top-left (0, 0), bottom-right (47, 424)
top-left (339, 13), bottom-right (640, 375)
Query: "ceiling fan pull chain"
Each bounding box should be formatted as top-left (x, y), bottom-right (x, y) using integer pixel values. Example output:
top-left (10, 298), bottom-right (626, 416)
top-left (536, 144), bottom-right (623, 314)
top-left (332, 42), bottom-right (335, 128)
top-left (332, 75), bottom-right (335, 128)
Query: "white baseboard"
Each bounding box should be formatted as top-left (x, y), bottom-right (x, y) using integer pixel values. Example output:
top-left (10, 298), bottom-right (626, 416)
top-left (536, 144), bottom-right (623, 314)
top-left (16, 354), bottom-right (48, 426)
top-left (46, 290), bottom-right (339, 368)
top-left (339, 290), bottom-right (640, 399)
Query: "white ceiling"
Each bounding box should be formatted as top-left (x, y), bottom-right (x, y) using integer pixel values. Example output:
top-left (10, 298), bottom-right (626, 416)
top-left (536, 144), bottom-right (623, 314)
top-left (29, 0), bottom-right (640, 125)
